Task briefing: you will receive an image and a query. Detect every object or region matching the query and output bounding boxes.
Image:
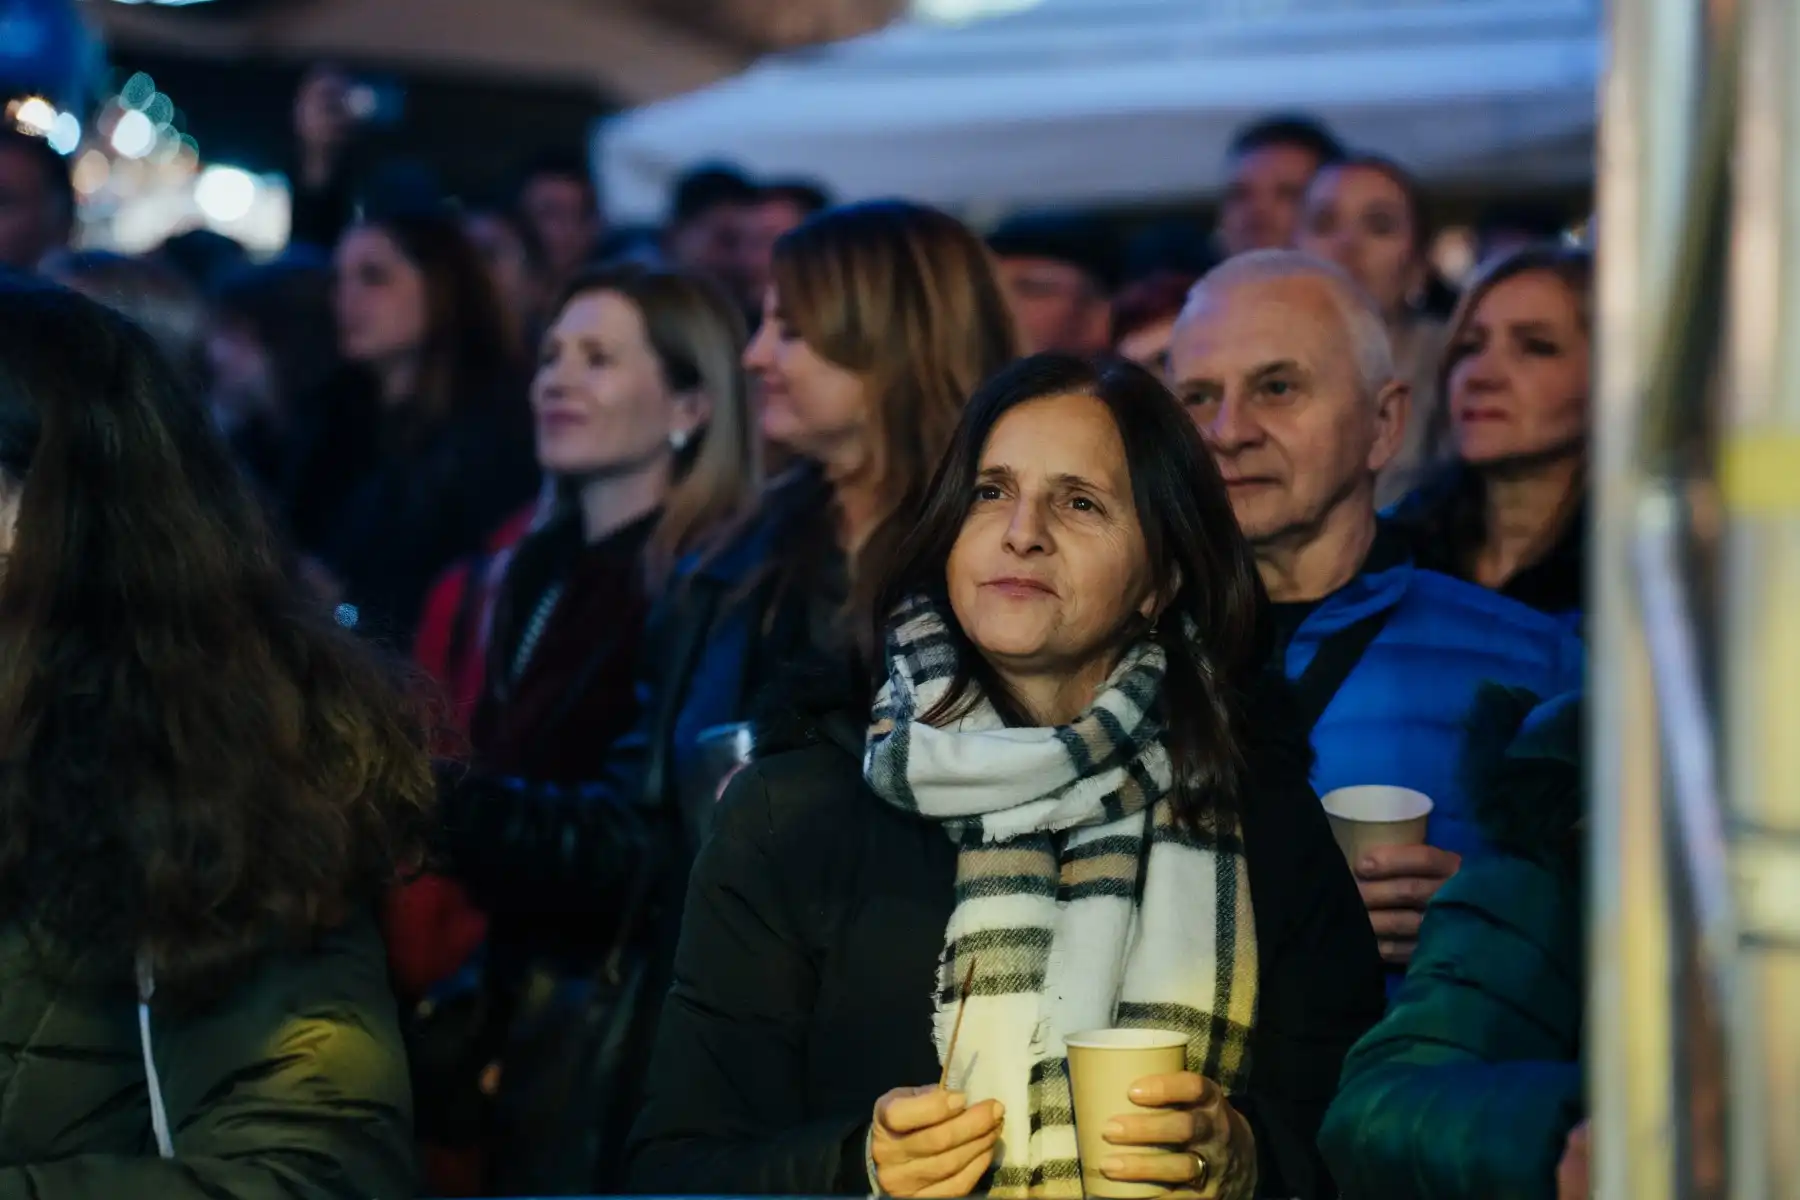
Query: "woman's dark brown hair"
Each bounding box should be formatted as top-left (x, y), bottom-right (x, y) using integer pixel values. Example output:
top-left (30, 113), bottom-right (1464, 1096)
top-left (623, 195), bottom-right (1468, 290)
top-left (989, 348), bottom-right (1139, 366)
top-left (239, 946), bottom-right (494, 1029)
top-left (355, 209), bottom-right (522, 435)
top-left (872, 354), bottom-right (1270, 820)
top-left (0, 276), bottom-right (435, 1006)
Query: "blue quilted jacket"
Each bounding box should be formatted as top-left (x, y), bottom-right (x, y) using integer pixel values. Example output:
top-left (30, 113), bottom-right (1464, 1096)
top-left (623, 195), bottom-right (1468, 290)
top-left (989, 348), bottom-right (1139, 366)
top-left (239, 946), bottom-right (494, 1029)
top-left (1282, 554), bottom-right (1584, 862)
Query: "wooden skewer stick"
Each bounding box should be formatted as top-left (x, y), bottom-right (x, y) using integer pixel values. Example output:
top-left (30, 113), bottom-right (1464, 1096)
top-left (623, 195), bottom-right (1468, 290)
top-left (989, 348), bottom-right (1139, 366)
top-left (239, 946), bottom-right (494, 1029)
top-left (940, 956), bottom-right (979, 1090)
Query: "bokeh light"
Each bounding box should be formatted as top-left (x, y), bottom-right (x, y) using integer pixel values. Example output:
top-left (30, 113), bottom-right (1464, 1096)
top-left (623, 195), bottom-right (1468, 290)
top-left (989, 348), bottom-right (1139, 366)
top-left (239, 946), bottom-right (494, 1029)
top-left (194, 165), bottom-right (258, 223)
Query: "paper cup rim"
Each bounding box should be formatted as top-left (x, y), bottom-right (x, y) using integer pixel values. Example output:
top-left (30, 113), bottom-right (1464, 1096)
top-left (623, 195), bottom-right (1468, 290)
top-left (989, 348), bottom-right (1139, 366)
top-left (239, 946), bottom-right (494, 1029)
top-left (1064, 1028), bottom-right (1190, 1051)
top-left (1319, 785), bottom-right (1433, 823)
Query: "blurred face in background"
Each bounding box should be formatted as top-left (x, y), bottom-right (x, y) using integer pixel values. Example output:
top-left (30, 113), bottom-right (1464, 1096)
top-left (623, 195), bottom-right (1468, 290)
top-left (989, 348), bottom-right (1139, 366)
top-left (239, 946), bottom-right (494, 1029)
top-left (0, 144), bottom-right (67, 272)
top-left (333, 226), bottom-right (428, 367)
top-left (464, 212), bottom-right (540, 335)
top-left (740, 196), bottom-right (810, 308)
top-left (1446, 269), bottom-right (1589, 470)
top-left (1297, 163), bottom-right (1424, 320)
top-left (996, 257), bottom-right (1111, 356)
top-left (1218, 143), bottom-right (1322, 258)
top-left (743, 284), bottom-right (870, 472)
top-left (1117, 316), bottom-right (1178, 375)
top-left (521, 173), bottom-right (599, 282)
top-left (205, 316), bottom-right (274, 425)
top-left (668, 202), bottom-right (756, 306)
top-left (532, 288), bottom-right (705, 478)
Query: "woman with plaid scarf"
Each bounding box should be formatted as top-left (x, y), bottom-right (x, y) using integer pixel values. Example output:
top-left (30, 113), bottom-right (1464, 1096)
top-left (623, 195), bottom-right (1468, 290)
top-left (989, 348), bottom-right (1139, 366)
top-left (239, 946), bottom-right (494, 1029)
top-left (629, 356), bottom-right (1385, 1199)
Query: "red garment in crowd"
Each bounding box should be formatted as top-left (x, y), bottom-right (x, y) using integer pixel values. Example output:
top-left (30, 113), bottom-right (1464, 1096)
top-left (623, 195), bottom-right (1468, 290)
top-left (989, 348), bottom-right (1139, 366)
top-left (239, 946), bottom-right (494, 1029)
top-left (385, 502), bottom-right (532, 1003)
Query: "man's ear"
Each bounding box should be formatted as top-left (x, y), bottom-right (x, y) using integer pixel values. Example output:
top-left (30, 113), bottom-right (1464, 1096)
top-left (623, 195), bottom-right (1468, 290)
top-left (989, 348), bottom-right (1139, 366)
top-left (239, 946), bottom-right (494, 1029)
top-left (1367, 379), bottom-right (1410, 475)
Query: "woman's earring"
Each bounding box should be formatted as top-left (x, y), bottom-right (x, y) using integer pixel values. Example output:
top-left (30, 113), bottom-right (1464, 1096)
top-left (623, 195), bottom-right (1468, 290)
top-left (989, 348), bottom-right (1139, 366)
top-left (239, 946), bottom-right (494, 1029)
top-left (669, 429), bottom-right (690, 452)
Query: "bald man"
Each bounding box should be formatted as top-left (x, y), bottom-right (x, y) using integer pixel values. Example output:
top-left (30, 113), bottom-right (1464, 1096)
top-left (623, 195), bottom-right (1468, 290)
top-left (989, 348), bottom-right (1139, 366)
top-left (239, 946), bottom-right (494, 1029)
top-left (1168, 251), bottom-right (1583, 980)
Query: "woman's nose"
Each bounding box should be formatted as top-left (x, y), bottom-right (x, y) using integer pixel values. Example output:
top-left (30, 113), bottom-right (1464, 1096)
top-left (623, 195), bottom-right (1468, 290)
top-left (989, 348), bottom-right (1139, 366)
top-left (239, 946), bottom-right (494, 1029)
top-left (743, 322), bottom-right (775, 373)
top-left (1002, 499), bottom-right (1049, 555)
top-left (1459, 351), bottom-right (1507, 393)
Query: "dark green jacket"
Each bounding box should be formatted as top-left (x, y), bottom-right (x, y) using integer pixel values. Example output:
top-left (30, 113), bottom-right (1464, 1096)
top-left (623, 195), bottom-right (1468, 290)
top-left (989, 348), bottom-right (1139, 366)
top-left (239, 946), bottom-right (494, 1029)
top-left (1318, 687), bottom-right (1585, 1200)
top-left (0, 914), bottom-right (415, 1199)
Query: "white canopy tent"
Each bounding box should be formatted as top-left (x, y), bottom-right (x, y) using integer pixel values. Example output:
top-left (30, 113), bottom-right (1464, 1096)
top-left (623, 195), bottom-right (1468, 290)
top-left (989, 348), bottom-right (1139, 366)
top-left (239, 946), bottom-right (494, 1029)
top-left (597, 0), bottom-right (1602, 223)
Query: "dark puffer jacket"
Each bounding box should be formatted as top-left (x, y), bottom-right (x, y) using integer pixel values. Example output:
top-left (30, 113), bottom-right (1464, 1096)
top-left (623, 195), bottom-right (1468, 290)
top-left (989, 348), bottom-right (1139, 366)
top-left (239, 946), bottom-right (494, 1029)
top-left (1317, 685), bottom-right (1585, 1200)
top-left (0, 914), bottom-right (415, 1199)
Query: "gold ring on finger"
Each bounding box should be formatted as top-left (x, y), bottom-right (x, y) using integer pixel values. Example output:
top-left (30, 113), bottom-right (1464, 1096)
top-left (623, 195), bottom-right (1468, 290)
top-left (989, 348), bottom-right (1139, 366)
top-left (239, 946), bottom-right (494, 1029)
top-left (1191, 1152), bottom-right (1209, 1188)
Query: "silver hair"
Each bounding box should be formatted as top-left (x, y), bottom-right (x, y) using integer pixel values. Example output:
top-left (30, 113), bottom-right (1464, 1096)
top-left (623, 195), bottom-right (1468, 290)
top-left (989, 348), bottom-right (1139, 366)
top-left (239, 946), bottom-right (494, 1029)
top-left (1182, 249), bottom-right (1397, 399)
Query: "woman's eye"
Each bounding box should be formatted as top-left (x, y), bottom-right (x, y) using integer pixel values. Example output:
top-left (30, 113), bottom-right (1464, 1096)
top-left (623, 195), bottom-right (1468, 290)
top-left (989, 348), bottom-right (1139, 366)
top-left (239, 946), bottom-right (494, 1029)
top-left (1069, 496), bottom-right (1098, 513)
top-left (974, 484), bottom-right (1003, 502)
top-left (1263, 379), bottom-right (1293, 398)
top-left (1525, 338), bottom-right (1561, 357)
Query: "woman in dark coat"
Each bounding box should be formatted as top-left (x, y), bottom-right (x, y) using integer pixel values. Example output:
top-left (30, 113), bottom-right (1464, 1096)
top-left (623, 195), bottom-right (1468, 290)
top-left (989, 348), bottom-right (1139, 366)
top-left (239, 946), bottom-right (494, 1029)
top-left (1318, 684), bottom-right (1586, 1199)
top-left (0, 277), bottom-right (432, 1195)
top-left (285, 209), bottom-right (539, 647)
top-left (629, 356), bottom-right (1385, 1200)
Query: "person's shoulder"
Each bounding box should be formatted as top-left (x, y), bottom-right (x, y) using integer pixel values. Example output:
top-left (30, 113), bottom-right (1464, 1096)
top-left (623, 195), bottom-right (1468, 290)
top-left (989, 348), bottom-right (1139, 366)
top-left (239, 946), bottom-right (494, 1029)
top-left (1400, 566), bottom-right (1581, 645)
top-left (710, 730), bottom-right (874, 859)
top-left (669, 468), bottom-right (819, 587)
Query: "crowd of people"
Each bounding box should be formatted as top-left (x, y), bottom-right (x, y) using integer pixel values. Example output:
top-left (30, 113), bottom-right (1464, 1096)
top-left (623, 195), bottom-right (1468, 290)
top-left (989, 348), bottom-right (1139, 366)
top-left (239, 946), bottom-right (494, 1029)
top-left (0, 58), bottom-right (1595, 1200)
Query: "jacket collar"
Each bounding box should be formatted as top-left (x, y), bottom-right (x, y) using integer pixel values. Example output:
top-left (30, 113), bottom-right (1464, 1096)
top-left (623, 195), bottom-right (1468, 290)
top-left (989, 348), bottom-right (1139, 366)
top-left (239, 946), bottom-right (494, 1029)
top-left (1289, 521), bottom-right (1416, 642)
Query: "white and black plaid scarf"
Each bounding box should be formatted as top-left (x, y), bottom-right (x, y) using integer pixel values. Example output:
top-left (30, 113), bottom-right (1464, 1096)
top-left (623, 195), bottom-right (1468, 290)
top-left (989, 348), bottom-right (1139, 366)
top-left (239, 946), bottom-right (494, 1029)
top-left (864, 595), bottom-right (1258, 1199)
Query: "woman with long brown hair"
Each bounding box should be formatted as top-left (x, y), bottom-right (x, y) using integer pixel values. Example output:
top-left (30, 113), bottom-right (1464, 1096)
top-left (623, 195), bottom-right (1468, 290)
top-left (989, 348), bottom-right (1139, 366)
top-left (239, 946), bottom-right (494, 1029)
top-left (0, 276), bottom-right (432, 1195)
top-left (1388, 246), bottom-right (1590, 619)
top-left (437, 199), bottom-right (1017, 1191)
top-left (286, 208), bottom-right (540, 646)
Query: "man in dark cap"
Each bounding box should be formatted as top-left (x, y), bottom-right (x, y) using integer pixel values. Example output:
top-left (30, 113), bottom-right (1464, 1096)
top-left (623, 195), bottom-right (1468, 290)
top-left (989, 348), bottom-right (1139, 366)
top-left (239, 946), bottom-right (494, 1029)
top-left (986, 211), bottom-right (1121, 357)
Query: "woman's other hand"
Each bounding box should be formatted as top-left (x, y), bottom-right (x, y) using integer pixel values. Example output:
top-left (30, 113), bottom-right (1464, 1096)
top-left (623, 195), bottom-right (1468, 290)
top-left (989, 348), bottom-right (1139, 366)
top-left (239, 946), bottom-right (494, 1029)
top-left (871, 1086), bottom-right (1003, 1198)
top-left (1101, 1071), bottom-right (1256, 1199)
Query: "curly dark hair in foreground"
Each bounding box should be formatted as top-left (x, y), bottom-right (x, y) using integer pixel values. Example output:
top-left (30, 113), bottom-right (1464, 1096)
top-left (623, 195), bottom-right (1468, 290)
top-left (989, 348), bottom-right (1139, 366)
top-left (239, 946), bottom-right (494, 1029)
top-left (0, 274), bottom-right (436, 1007)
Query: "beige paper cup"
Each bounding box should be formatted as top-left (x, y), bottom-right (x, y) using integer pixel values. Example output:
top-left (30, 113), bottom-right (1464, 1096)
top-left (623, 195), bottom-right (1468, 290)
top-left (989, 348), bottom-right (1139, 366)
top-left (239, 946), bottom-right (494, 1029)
top-left (1320, 785), bottom-right (1434, 864)
top-left (1065, 1028), bottom-right (1189, 1199)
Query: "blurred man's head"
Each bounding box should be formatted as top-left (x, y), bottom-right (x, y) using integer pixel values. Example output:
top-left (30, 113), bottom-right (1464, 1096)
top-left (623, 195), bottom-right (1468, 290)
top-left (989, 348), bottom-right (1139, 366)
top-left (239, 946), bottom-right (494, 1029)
top-left (1168, 250), bottom-right (1404, 559)
top-left (0, 129), bottom-right (74, 272)
top-left (986, 211), bottom-right (1121, 356)
top-left (516, 152), bottom-right (599, 283)
top-left (743, 178), bottom-right (831, 301)
top-left (1217, 115), bottom-right (1344, 259)
top-left (665, 163), bottom-right (761, 305)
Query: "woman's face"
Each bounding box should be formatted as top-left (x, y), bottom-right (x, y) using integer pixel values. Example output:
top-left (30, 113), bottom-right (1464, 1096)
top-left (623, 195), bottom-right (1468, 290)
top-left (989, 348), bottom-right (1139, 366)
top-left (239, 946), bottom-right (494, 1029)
top-left (333, 226), bottom-right (428, 365)
top-left (532, 289), bottom-right (706, 479)
top-left (743, 285), bottom-right (870, 472)
top-left (465, 213), bottom-right (536, 326)
top-left (1447, 270), bottom-right (1590, 468)
top-left (1297, 164), bottom-right (1422, 318)
top-left (947, 391), bottom-right (1158, 694)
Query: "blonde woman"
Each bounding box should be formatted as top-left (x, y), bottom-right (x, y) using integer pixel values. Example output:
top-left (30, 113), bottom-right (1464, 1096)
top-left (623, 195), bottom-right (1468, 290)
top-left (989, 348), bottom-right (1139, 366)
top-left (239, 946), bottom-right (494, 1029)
top-left (410, 265), bottom-right (761, 1192)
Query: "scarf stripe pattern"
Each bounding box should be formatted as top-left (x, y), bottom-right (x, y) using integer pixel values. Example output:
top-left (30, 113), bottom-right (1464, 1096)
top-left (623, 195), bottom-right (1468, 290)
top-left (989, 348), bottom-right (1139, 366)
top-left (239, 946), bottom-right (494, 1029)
top-left (865, 595), bottom-right (1257, 1199)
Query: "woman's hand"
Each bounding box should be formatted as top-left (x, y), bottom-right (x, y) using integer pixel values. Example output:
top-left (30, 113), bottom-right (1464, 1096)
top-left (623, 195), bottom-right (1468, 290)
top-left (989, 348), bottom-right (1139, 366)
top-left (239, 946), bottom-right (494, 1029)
top-left (871, 1086), bottom-right (1003, 1198)
top-left (1100, 1072), bottom-right (1256, 1200)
